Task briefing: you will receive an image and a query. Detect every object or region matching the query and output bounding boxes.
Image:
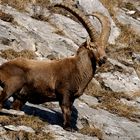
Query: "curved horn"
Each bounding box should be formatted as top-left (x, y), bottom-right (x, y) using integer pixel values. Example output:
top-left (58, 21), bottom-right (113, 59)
top-left (52, 3), bottom-right (97, 42)
top-left (88, 12), bottom-right (111, 48)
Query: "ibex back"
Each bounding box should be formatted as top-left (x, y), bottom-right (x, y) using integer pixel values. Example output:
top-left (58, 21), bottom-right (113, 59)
top-left (0, 3), bottom-right (110, 131)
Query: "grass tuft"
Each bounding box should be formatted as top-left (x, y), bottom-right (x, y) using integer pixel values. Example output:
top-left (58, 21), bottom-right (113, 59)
top-left (79, 125), bottom-right (103, 140)
top-left (0, 115), bottom-right (54, 139)
top-left (100, 0), bottom-right (122, 17)
top-left (89, 89), bottom-right (140, 121)
top-left (0, 10), bottom-right (14, 22)
top-left (6, 130), bottom-right (54, 140)
top-left (0, 49), bottom-right (36, 59)
top-left (1, 0), bottom-right (50, 11)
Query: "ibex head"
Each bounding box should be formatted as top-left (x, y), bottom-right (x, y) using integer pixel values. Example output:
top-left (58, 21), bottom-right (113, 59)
top-left (86, 37), bottom-right (107, 66)
top-left (52, 3), bottom-right (111, 66)
top-left (84, 12), bottom-right (111, 66)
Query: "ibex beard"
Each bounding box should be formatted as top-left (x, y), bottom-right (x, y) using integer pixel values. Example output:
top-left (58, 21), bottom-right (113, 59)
top-left (0, 3), bottom-right (110, 131)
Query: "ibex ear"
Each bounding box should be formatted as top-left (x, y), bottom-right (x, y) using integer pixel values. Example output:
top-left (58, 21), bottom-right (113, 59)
top-left (86, 38), bottom-right (97, 50)
top-left (86, 37), bottom-right (94, 50)
top-left (86, 37), bottom-right (90, 47)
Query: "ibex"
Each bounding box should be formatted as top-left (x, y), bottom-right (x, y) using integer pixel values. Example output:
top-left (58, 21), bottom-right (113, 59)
top-left (0, 3), bottom-right (110, 131)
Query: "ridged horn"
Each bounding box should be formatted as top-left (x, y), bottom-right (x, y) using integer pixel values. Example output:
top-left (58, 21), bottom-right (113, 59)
top-left (87, 12), bottom-right (111, 48)
top-left (52, 3), bottom-right (98, 42)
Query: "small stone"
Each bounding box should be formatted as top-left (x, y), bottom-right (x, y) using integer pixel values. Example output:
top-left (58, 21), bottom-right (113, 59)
top-left (4, 125), bottom-right (35, 133)
top-left (1, 109), bottom-right (25, 116)
top-left (0, 126), bottom-right (6, 135)
top-left (4, 125), bottom-right (19, 131)
top-left (126, 10), bottom-right (136, 15)
top-left (80, 94), bottom-right (99, 107)
top-left (136, 97), bottom-right (140, 104)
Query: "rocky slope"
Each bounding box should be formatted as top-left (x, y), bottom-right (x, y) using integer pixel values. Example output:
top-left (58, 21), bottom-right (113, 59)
top-left (0, 0), bottom-right (140, 139)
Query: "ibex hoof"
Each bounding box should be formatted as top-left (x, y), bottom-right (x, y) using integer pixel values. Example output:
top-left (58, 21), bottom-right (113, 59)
top-left (0, 104), bottom-right (3, 110)
top-left (63, 126), bottom-right (76, 132)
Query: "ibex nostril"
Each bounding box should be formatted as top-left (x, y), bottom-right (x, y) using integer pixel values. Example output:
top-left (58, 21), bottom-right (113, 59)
top-left (103, 56), bottom-right (107, 61)
top-left (98, 56), bottom-right (107, 66)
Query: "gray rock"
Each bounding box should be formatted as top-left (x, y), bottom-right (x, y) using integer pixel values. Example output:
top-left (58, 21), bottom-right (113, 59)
top-left (80, 94), bottom-right (99, 107)
top-left (0, 19), bottom-right (36, 52)
top-left (0, 2), bottom-right (140, 140)
top-left (98, 58), bottom-right (140, 94)
top-left (21, 98), bottom-right (140, 140)
top-left (123, 0), bottom-right (140, 9)
top-left (50, 0), bottom-right (63, 4)
top-left (4, 125), bottom-right (35, 133)
top-left (0, 125), bottom-right (6, 135)
top-left (135, 97), bottom-right (140, 104)
top-left (0, 57), bottom-right (7, 64)
top-left (0, 5), bottom-right (79, 58)
top-left (0, 135), bottom-right (11, 140)
top-left (1, 109), bottom-right (25, 116)
top-left (74, 99), bottom-right (140, 140)
top-left (43, 124), bottom-right (98, 140)
top-left (132, 53), bottom-right (140, 63)
top-left (120, 98), bottom-right (140, 110)
top-left (49, 14), bottom-right (88, 45)
top-left (116, 8), bottom-right (140, 35)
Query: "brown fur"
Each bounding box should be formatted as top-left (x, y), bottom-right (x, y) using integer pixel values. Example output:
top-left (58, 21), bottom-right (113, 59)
top-left (0, 4), bottom-right (111, 131)
top-left (0, 43), bottom-right (96, 130)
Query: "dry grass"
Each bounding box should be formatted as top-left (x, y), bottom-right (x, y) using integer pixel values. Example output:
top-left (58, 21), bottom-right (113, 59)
top-left (53, 29), bottom-right (65, 36)
top-left (31, 14), bottom-right (50, 21)
top-left (6, 131), bottom-right (53, 140)
top-left (100, 0), bottom-right (140, 61)
top-left (131, 91), bottom-right (140, 99)
top-left (0, 115), bottom-right (11, 126)
top-left (15, 115), bottom-right (45, 130)
top-left (0, 115), bottom-right (54, 139)
top-left (100, 0), bottom-right (122, 17)
top-left (117, 24), bottom-right (140, 52)
top-left (0, 49), bottom-right (36, 59)
top-left (0, 115), bottom-right (45, 130)
top-left (107, 44), bottom-right (133, 60)
top-left (101, 0), bottom-right (140, 60)
top-left (107, 23), bottom-right (140, 61)
top-left (122, 1), bottom-right (140, 20)
top-left (85, 80), bottom-right (140, 121)
top-left (89, 88), bottom-right (140, 121)
top-left (79, 126), bottom-right (103, 140)
top-left (100, 0), bottom-right (139, 18)
top-left (1, 0), bottom-right (50, 11)
top-left (123, 2), bottom-right (135, 10)
top-left (1, 0), bottom-right (30, 11)
top-left (0, 10), bottom-right (14, 22)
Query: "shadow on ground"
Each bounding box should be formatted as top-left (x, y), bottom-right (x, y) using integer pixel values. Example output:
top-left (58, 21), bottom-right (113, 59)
top-left (3, 100), bottom-right (78, 130)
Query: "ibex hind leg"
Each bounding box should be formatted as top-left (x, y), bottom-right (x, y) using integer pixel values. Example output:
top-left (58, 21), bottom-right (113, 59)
top-left (0, 77), bottom-right (25, 110)
top-left (11, 98), bottom-right (26, 110)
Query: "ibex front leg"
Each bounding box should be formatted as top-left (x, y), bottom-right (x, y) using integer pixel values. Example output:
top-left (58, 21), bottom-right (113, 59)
top-left (59, 92), bottom-right (73, 131)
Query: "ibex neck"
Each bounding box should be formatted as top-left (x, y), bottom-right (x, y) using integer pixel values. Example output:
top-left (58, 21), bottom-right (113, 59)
top-left (77, 48), bottom-right (96, 85)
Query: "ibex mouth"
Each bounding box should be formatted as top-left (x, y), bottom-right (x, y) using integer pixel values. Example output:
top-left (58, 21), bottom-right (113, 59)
top-left (98, 56), bottom-right (107, 66)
